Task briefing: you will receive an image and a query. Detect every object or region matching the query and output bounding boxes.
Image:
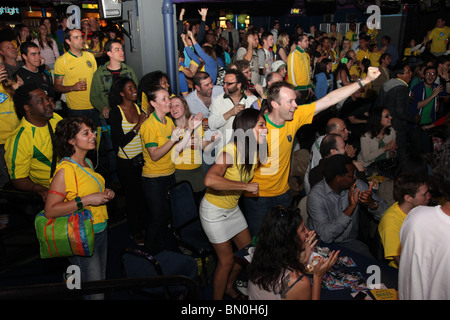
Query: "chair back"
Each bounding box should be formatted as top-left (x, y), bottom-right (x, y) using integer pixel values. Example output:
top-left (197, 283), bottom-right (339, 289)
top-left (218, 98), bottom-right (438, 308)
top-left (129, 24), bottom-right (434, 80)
top-left (121, 248), bottom-right (199, 299)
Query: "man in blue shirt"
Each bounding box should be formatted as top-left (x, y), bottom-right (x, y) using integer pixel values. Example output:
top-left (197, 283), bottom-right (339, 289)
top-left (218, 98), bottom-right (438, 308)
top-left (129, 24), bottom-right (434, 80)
top-left (307, 154), bottom-right (388, 257)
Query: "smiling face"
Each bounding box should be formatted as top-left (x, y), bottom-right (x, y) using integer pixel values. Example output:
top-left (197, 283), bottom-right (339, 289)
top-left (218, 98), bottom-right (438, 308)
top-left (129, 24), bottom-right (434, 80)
top-left (380, 109), bottom-right (392, 128)
top-left (224, 73), bottom-right (240, 95)
top-left (253, 115), bottom-right (268, 144)
top-left (120, 80), bottom-right (138, 102)
top-left (159, 76), bottom-right (170, 91)
top-left (150, 89), bottom-right (172, 115)
top-left (70, 123), bottom-right (97, 152)
top-left (273, 86), bottom-right (298, 121)
top-left (0, 41), bottom-right (18, 61)
top-left (297, 220), bottom-right (308, 247)
top-left (423, 68), bottom-right (437, 85)
top-left (196, 76), bottom-right (213, 97)
top-left (170, 97), bottom-right (186, 120)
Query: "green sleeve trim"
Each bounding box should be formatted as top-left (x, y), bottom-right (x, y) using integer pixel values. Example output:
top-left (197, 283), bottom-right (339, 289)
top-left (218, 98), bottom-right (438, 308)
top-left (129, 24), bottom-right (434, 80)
top-left (145, 142), bottom-right (158, 148)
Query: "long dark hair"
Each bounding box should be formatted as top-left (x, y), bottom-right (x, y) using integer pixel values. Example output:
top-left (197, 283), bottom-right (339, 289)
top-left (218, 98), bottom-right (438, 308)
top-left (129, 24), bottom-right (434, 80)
top-left (54, 116), bottom-right (96, 158)
top-left (367, 107), bottom-right (391, 138)
top-left (37, 22), bottom-right (55, 51)
top-left (248, 206), bottom-right (306, 295)
top-left (314, 58), bottom-right (332, 78)
top-left (231, 108), bottom-right (264, 180)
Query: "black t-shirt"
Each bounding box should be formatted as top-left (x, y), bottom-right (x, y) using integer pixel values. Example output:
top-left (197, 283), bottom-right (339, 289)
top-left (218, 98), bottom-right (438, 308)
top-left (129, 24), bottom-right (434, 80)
top-left (13, 66), bottom-right (54, 98)
top-left (108, 67), bottom-right (122, 83)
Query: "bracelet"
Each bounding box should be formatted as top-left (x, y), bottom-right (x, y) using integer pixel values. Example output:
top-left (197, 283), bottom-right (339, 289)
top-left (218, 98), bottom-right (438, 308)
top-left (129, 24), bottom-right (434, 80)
top-left (357, 79), bottom-right (364, 89)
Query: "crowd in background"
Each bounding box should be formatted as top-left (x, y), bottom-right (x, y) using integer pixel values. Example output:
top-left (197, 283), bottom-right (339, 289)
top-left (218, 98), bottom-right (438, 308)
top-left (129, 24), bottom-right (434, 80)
top-left (0, 7), bottom-right (449, 300)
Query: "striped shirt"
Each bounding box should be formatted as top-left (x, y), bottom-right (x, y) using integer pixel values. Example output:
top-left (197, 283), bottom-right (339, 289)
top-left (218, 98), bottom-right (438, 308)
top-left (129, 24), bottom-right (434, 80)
top-left (116, 104), bottom-right (143, 159)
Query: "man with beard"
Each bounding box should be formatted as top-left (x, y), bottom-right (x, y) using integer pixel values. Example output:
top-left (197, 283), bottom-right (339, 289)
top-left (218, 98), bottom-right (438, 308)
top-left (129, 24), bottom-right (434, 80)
top-left (208, 69), bottom-right (257, 144)
top-left (410, 65), bottom-right (449, 153)
top-left (4, 84), bottom-right (62, 201)
top-left (186, 71), bottom-right (224, 121)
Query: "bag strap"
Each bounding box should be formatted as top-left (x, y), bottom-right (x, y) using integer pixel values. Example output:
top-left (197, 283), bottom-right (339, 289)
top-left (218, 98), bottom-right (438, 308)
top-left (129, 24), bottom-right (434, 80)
top-left (63, 157), bottom-right (103, 192)
top-left (48, 121), bottom-right (57, 178)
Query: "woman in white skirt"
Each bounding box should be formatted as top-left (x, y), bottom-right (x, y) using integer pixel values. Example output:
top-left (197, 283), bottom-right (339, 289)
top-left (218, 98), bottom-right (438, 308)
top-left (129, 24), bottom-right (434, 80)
top-left (200, 108), bottom-right (267, 300)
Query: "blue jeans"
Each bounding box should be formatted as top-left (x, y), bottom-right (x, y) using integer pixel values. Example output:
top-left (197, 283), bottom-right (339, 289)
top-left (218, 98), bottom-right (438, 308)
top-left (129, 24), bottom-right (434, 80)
top-left (68, 229), bottom-right (108, 300)
top-left (243, 190), bottom-right (291, 237)
top-left (142, 174), bottom-right (176, 254)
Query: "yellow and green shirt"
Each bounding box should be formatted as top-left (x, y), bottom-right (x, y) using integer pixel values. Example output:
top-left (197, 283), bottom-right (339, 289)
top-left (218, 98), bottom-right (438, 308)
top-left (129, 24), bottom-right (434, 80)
top-left (205, 143), bottom-right (256, 209)
top-left (54, 50), bottom-right (97, 110)
top-left (287, 46), bottom-right (312, 91)
top-left (52, 159), bottom-right (108, 233)
top-left (4, 114), bottom-right (62, 188)
top-left (378, 202), bottom-right (407, 269)
top-left (248, 102), bottom-right (315, 197)
top-left (0, 84), bottom-right (20, 144)
top-left (174, 125), bottom-right (203, 171)
top-left (140, 112), bottom-right (176, 177)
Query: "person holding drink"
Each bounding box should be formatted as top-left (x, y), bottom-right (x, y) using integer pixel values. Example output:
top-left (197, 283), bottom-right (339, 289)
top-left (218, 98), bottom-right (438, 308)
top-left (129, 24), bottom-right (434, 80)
top-left (54, 28), bottom-right (98, 124)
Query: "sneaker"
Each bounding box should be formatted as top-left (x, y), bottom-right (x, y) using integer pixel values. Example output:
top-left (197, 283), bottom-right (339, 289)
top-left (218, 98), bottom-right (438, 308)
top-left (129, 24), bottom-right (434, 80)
top-left (235, 280), bottom-right (248, 296)
top-left (131, 232), bottom-right (145, 246)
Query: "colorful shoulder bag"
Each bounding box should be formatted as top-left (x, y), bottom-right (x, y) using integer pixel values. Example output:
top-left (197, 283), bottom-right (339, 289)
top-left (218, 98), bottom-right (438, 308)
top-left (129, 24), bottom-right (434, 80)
top-left (35, 159), bottom-right (102, 259)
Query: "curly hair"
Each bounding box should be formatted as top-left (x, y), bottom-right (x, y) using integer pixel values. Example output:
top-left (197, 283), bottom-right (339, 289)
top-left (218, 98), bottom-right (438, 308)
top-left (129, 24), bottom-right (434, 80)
top-left (108, 77), bottom-right (136, 108)
top-left (53, 116), bottom-right (96, 158)
top-left (247, 206), bottom-right (306, 295)
top-left (431, 138), bottom-right (450, 201)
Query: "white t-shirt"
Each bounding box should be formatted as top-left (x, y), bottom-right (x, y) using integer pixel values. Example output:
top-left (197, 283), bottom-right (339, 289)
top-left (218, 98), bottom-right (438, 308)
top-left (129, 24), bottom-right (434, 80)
top-left (399, 205), bottom-right (450, 300)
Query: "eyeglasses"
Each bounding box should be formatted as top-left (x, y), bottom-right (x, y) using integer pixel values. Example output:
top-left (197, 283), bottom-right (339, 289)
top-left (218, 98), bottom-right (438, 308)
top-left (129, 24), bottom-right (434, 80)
top-left (425, 72), bottom-right (436, 76)
top-left (223, 82), bottom-right (237, 86)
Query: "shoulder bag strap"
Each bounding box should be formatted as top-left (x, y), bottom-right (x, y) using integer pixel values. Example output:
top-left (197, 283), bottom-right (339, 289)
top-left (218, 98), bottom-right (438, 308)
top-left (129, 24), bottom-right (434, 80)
top-left (48, 121), bottom-right (57, 178)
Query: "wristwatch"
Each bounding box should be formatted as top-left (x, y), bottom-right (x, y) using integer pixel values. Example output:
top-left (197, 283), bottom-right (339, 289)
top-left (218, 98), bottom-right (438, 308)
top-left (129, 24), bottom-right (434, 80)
top-left (75, 196), bottom-right (83, 210)
top-left (357, 78), bottom-right (364, 89)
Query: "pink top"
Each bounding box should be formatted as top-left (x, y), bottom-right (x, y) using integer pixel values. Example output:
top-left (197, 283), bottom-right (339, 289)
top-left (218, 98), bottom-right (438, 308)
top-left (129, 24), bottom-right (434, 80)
top-left (33, 38), bottom-right (60, 69)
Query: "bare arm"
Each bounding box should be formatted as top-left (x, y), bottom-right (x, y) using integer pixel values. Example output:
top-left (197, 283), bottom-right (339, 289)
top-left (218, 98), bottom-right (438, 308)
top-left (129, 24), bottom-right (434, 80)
top-left (44, 168), bottom-right (114, 218)
top-left (54, 75), bottom-right (84, 93)
top-left (315, 66), bottom-right (380, 115)
top-left (204, 151), bottom-right (258, 194)
top-left (11, 177), bottom-right (48, 202)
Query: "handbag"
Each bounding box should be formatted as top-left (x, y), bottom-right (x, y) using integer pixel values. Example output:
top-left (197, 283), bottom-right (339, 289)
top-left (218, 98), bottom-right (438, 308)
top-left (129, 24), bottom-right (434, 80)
top-left (35, 159), bottom-right (100, 259)
top-left (121, 146), bottom-right (144, 168)
top-left (35, 208), bottom-right (95, 259)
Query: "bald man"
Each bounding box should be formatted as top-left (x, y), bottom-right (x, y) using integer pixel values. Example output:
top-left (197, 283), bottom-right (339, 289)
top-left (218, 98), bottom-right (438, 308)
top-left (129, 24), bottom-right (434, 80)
top-left (304, 117), bottom-right (356, 194)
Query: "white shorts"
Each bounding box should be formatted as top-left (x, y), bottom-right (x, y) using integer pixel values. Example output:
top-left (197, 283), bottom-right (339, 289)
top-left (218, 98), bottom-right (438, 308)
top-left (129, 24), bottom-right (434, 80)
top-left (199, 197), bottom-right (248, 244)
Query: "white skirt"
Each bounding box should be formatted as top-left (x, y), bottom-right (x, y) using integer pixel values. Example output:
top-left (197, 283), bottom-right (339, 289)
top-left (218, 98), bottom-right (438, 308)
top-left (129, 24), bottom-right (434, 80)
top-left (199, 197), bottom-right (248, 244)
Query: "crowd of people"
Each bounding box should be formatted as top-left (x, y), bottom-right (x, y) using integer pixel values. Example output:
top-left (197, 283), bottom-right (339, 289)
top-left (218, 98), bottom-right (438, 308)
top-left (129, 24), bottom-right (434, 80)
top-left (0, 8), bottom-right (449, 300)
